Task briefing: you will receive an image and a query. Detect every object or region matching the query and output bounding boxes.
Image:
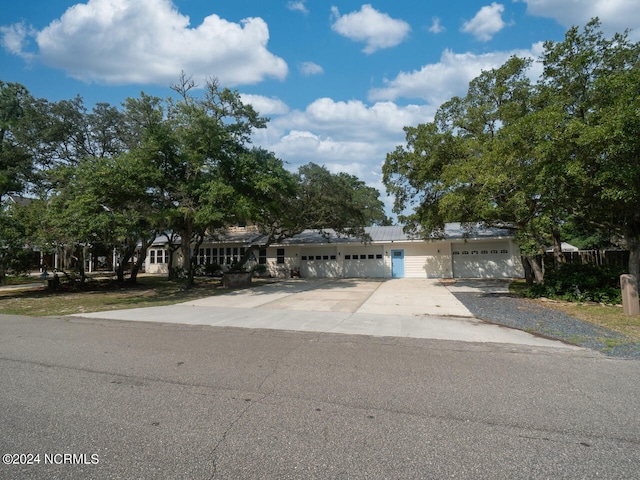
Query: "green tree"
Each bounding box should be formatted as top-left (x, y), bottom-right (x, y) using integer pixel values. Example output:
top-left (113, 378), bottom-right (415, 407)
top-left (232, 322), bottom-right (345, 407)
top-left (383, 57), bottom-right (553, 282)
top-left (540, 20), bottom-right (640, 277)
top-left (297, 163), bottom-right (390, 236)
top-left (133, 75), bottom-right (268, 287)
top-left (0, 81), bottom-right (36, 199)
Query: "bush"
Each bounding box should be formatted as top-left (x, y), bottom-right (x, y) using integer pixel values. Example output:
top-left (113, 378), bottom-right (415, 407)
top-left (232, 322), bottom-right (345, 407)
top-left (525, 263), bottom-right (624, 304)
top-left (194, 263), bottom-right (222, 277)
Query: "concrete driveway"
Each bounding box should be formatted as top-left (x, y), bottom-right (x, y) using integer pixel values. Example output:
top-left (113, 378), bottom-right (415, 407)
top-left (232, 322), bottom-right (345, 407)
top-left (183, 278), bottom-right (473, 317)
top-left (75, 278), bottom-right (579, 350)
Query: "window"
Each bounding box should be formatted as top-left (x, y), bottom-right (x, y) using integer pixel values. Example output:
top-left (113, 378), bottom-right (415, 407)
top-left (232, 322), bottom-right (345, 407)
top-left (301, 256), bottom-right (307, 261)
top-left (198, 248), bottom-right (211, 265)
top-left (277, 248), bottom-right (285, 264)
top-left (491, 249), bottom-right (498, 254)
top-left (360, 254), bottom-right (367, 259)
top-left (376, 254), bottom-right (383, 259)
top-left (461, 251), bottom-right (469, 255)
top-left (481, 250), bottom-right (488, 254)
top-left (315, 255), bottom-right (322, 260)
top-left (344, 255), bottom-right (351, 260)
top-left (258, 248), bottom-right (267, 265)
top-left (330, 255), bottom-right (336, 260)
top-left (501, 249), bottom-right (508, 254)
top-left (150, 249), bottom-right (167, 264)
top-left (323, 255), bottom-right (329, 260)
top-left (368, 254), bottom-right (374, 259)
top-left (452, 251), bottom-right (459, 255)
top-left (471, 250), bottom-right (478, 255)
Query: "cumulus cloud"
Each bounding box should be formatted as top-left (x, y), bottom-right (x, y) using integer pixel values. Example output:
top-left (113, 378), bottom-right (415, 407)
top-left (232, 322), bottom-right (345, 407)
top-left (0, 21), bottom-right (34, 59)
top-left (461, 2), bottom-right (507, 41)
top-left (368, 43), bottom-right (544, 106)
top-left (287, 1), bottom-right (309, 15)
top-left (249, 97), bottom-right (433, 199)
top-left (330, 4), bottom-right (411, 54)
top-left (239, 94), bottom-right (289, 116)
top-left (274, 98), bottom-right (432, 143)
top-left (299, 61), bottom-right (324, 76)
top-left (521, 0), bottom-right (640, 40)
top-left (1, 0), bottom-right (288, 86)
top-left (429, 17), bottom-right (446, 34)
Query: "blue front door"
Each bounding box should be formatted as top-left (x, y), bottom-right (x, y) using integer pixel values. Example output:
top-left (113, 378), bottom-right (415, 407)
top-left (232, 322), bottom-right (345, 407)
top-left (391, 249), bottom-right (405, 278)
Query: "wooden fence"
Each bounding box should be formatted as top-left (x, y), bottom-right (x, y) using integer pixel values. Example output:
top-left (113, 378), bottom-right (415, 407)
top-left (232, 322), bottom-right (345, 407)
top-left (544, 250), bottom-right (629, 269)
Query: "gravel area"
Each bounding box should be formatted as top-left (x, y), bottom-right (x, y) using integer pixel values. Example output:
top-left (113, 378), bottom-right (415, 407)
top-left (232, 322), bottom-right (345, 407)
top-left (452, 291), bottom-right (640, 359)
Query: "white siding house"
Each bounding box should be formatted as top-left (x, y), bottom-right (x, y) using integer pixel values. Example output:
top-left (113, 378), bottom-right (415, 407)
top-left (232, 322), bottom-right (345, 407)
top-left (145, 224), bottom-right (524, 279)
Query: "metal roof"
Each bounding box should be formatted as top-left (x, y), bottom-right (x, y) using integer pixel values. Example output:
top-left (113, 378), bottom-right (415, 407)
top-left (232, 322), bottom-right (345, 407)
top-left (278, 223), bottom-right (514, 245)
top-left (151, 223), bottom-right (515, 247)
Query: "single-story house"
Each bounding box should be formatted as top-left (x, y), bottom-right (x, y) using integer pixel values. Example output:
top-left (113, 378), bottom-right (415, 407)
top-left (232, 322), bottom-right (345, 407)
top-left (146, 223), bottom-right (524, 279)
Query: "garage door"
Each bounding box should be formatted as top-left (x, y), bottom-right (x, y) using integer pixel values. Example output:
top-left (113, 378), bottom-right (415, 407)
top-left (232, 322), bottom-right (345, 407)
top-left (300, 247), bottom-right (340, 277)
top-left (451, 243), bottom-right (513, 278)
top-left (343, 248), bottom-right (384, 278)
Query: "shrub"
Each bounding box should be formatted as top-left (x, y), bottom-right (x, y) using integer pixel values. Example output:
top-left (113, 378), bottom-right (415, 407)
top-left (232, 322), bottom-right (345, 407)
top-left (525, 263), bottom-right (624, 304)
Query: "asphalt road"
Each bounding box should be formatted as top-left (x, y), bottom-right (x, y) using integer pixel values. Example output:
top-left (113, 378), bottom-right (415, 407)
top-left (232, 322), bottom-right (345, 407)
top-left (1, 314), bottom-right (639, 479)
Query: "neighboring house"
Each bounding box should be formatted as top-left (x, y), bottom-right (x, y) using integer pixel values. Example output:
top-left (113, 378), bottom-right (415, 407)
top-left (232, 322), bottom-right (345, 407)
top-left (546, 242), bottom-right (579, 253)
top-left (146, 223), bottom-right (524, 279)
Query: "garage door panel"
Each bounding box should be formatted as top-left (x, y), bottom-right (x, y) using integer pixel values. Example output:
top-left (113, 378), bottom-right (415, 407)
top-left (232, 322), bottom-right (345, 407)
top-left (301, 261), bottom-right (340, 278)
top-left (344, 259), bottom-right (384, 278)
top-left (452, 242), bottom-right (514, 278)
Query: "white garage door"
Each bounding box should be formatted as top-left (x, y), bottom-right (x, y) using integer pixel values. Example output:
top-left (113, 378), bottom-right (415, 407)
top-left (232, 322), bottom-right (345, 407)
top-left (451, 242), bottom-right (514, 278)
top-left (300, 248), bottom-right (340, 277)
top-left (343, 248), bottom-right (384, 278)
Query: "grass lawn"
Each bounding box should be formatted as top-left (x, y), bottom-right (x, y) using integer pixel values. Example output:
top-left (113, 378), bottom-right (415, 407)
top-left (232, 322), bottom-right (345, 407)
top-left (510, 280), bottom-right (640, 343)
top-left (0, 275), bottom-right (230, 316)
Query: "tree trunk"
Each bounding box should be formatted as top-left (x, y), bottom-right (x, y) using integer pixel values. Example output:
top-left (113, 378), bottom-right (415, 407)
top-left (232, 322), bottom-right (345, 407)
top-left (524, 255), bottom-right (544, 284)
top-left (130, 236), bottom-right (153, 284)
top-left (232, 245), bottom-right (259, 271)
top-left (116, 248), bottom-right (133, 283)
top-left (521, 256), bottom-right (534, 286)
top-left (551, 224), bottom-right (564, 270)
top-left (626, 233), bottom-right (640, 279)
top-left (79, 246), bottom-right (87, 283)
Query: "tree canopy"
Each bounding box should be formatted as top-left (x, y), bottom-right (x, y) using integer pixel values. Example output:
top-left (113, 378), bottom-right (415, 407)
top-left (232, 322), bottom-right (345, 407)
top-left (0, 75), bottom-right (388, 285)
top-left (383, 19), bottom-right (640, 282)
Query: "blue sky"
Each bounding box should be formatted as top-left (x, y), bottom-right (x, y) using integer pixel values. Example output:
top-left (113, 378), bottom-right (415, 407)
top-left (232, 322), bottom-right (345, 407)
top-left (2, 0), bottom-right (639, 212)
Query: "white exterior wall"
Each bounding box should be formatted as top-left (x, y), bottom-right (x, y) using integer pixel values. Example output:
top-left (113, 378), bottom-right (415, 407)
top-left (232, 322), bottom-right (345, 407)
top-left (145, 247), bottom-right (180, 275)
top-left (145, 235), bottom-right (524, 280)
top-left (266, 246), bottom-right (298, 278)
top-left (376, 242), bottom-right (452, 278)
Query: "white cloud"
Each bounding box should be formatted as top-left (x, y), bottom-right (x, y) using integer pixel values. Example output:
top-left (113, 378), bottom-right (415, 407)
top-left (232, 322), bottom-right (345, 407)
top-left (330, 4), bottom-right (411, 54)
top-left (287, 1), bottom-right (309, 15)
top-left (429, 17), bottom-right (446, 34)
top-left (273, 98), bottom-right (432, 143)
top-left (521, 0), bottom-right (640, 40)
top-left (299, 61), bottom-right (324, 76)
top-left (461, 2), bottom-right (507, 41)
top-left (239, 94), bottom-right (289, 116)
top-left (368, 43), bottom-right (545, 106)
top-left (250, 97), bottom-right (433, 200)
top-left (0, 21), bottom-right (34, 59)
top-left (2, 0), bottom-right (288, 86)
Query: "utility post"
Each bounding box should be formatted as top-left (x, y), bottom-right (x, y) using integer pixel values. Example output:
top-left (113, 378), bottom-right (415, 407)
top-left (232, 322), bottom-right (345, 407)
top-left (620, 274), bottom-right (640, 316)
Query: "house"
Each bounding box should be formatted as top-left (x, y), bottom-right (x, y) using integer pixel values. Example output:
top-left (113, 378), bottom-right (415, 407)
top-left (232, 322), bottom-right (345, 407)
top-left (546, 242), bottom-right (579, 253)
top-left (146, 223), bottom-right (524, 279)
